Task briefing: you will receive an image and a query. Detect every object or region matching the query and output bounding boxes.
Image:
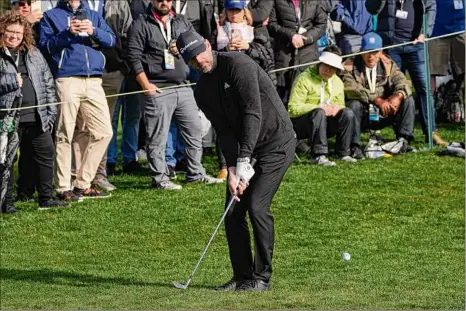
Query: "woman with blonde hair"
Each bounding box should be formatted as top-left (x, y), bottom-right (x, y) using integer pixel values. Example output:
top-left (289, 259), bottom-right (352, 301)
top-left (0, 11), bottom-right (67, 214)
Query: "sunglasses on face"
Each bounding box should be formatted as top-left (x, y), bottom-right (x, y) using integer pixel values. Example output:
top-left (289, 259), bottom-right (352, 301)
top-left (155, 0), bottom-right (173, 2)
top-left (18, 1), bottom-right (31, 7)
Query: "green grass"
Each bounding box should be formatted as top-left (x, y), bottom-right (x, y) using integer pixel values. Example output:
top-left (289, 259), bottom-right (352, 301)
top-left (1, 124), bottom-right (465, 310)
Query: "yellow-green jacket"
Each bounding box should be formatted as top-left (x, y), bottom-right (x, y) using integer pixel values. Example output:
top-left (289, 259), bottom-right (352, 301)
top-left (288, 65), bottom-right (345, 118)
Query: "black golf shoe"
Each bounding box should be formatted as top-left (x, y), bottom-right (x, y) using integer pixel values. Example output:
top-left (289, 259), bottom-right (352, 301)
top-left (215, 278), bottom-right (241, 291)
top-left (236, 279), bottom-right (270, 292)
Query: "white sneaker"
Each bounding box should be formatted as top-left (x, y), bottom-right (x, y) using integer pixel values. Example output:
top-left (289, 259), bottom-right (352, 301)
top-left (339, 155), bottom-right (357, 163)
top-left (136, 149), bottom-right (147, 162)
top-left (156, 181), bottom-right (182, 190)
top-left (311, 155), bottom-right (336, 166)
top-left (194, 175), bottom-right (224, 184)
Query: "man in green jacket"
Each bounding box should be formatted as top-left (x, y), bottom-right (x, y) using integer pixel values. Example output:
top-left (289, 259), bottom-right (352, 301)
top-left (288, 46), bottom-right (356, 167)
top-left (341, 33), bottom-right (415, 158)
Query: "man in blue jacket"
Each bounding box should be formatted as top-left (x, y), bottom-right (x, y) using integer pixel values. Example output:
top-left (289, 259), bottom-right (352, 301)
top-left (330, 0), bottom-right (373, 54)
top-left (39, 0), bottom-right (116, 201)
top-left (366, 0), bottom-right (448, 147)
top-left (429, 0), bottom-right (465, 93)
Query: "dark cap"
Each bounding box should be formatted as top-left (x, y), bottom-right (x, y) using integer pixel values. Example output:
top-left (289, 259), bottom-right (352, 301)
top-left (176, 31), bottom-right (206, 63)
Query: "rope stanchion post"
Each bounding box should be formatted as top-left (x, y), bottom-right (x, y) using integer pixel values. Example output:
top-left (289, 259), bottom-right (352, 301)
top-left (423, 14), bottom-right (434, 149)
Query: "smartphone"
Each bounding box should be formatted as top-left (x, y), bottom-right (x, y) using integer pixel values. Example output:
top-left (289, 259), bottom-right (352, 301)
top-left (74, 9), bottom-right (88, 21)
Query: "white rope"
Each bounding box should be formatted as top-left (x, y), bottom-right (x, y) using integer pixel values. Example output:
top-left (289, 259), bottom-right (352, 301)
top-left (1, 30), bottom-right (464, 112)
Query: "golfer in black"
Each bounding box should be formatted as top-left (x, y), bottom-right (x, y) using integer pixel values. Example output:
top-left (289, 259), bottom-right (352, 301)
top-left (177, 31), bottom-right (297, 292)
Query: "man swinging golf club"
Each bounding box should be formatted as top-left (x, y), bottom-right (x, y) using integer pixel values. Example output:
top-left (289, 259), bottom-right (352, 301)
top-left (176, 30), bottom-right (297, 292)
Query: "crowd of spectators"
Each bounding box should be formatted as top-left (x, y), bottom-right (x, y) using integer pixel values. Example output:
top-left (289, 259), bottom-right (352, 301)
top-left (0, 0), bottom-right (464, 214)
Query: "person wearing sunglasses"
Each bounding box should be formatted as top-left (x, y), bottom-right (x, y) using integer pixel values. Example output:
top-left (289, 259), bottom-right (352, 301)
top-left (11, 0), bottom-right (43, 25)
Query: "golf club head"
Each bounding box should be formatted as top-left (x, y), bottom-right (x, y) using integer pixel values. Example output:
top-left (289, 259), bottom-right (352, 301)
top-left (172, 281), bottom-right (188, 289)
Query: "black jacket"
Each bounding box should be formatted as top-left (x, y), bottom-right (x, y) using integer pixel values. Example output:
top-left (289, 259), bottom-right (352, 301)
top-left (366, 0), bottom-right (436, 45)
top-left (268, 0), bottom-right (327, 86)
top-left (127, 4), bottom-right (192, 86)
top-left (194, 52), bottom-right (295, 167)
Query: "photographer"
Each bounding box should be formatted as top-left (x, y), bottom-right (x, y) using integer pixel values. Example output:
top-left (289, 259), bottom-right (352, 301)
top-left (39, 0), bottom-right (115, 201)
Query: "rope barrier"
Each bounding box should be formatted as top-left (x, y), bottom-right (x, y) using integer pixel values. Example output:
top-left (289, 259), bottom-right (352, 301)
top-left (1, 30), bottom-right (464, 112)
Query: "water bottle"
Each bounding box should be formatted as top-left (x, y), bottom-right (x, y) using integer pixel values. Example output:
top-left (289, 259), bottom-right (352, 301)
top-left (369, 104), bottom-right (379, 122)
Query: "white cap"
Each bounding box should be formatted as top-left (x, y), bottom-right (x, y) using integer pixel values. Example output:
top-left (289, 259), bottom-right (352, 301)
top-left (318, 51), bottom-right (344, 70)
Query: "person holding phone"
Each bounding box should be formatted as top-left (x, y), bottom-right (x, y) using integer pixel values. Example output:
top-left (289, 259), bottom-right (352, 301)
top-left (39, 0), bottom-right (116, 201)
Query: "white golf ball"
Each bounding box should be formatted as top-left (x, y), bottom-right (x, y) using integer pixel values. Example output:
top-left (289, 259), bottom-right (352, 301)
top-left (342, 252), bottom-right (351, 261)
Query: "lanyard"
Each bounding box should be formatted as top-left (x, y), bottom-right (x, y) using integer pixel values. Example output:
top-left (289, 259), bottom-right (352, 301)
top-left (365, 65), bottom-right (377, 93)
top-left (156, 17), bottom-right (172, 44)
top-left (175, 0), bottom-right (188, 15)
top-left (399, 0), bottom-right (405, 10)
top-left (87, 0), bottom-right (99, 12)
top-left (320, 79), bottom-right (333, 105)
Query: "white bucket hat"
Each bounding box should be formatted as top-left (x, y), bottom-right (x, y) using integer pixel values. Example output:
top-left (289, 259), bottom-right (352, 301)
top-left (318, 52), bottom-right (344, 70)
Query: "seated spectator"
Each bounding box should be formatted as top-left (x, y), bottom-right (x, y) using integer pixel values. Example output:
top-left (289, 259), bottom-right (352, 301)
top-left (342, 33), bottom-right (415, 158)
top-left (39, 0), bottom-right (116, 201)
top-left (212, 0), bottom-right (276, 84)
top-left (330, 0), bottom-right (373, 54)
top-left (288, 45), bottom-right (355, 166)
top-left (127, 0), bottom-right (222, 190)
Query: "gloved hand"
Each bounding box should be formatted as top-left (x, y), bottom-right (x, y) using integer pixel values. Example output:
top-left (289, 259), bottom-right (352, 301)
top-left (236, 160), bottom-right (255, 184)
top-left (227, 159), bottom-right (255, 201)
top-left (374, 97), bottom-right (391, 117)
top-left (387, 92), bottom-right (403, 114)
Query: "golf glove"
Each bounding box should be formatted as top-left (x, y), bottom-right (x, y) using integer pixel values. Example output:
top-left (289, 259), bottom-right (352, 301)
top-left (236, 159), bottom-right (255, 183)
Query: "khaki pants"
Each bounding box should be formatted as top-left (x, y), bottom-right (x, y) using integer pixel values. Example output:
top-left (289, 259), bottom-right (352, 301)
top-left (55, 77), bottom-right (113, 192)
top-left (72, 71), bottom-right (123, 182)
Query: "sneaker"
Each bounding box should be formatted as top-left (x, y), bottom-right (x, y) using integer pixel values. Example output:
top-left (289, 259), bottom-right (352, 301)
top-left (398, 138), bottom-right (414, 154)
top-left (432, 131), bottom-right (448, 147)
top-left (136, 149), bottom-right (147, 162)
top-left (339, 155), bottom-right (357, 163)
top-left (93, 179), bottom-right (117, 192)
top-left (38, 199), bottom-right (69, 210)
top-left (73, 187), bottom-right (111, 199)
top-left (59, 190), bottom-right (82, 202)
top-left (217, 168), bottom-right (228, 180)
top-left (155, 181), bottom-right (182, 190)
top-left (350, 146), bottom-right (365, 160)
top-left (107, 163), bottom-right (116, 176)
top-left (311, 155), bottom-right (336, 166)
top-left (1, 205), bottom-right (18, 214)
top-left (189, 175), bottom-right (224, 184)
top-left (123, 160), bottom-right (146, 173)
top-left (215, 278), bottom-right (243, 291)
top-left (236, 279), bottom-right (270, 292)
top-left (16, 192), bottom-right (35, 202)
top-left (168, 166), bottom-right (177, 179)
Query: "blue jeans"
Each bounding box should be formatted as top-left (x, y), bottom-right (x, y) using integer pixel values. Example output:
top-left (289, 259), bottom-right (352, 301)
top-left (387, 43), bottom-right (436, 135)
top-left (165, 119), bottom-right (185, 168)
top-left (107, 79), bottom-right (141, 165)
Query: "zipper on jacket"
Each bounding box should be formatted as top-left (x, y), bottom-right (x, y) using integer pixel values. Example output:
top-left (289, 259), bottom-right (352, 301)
top-left (100, 51), bottom-right (106, 70)
top-left (84, 47), bottom-right (90, 78)
top-left (58, 49), bottom-right (65, 69)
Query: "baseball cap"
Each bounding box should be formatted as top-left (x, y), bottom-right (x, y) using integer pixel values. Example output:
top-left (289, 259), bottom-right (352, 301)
top-left (176, 31), bottom-right (206, 63)
top-left (318, 52), bottom-right (344, 70)
top-left (224, 0), bottom-right (247, 10)
top-left (361, 32), bottom-right (383, 51)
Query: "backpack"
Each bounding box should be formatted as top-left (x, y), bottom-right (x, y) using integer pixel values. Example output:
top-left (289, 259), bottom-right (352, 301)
top-left (434, 80), bottom-right (465, 124)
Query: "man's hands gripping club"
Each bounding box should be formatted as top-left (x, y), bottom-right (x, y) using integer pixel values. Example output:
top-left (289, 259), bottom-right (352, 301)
top-left (228, 158), bottom-right (255, 202)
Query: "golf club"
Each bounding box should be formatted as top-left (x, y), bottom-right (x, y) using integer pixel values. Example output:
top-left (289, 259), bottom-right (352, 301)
top-left (172, 195), bottom-right (236, 290)
top-left (172, 159), bottom-right (256, 290)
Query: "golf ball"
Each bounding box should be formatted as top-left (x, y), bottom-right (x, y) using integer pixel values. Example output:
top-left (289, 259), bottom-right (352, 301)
top-left (342, 252), bottom-right (351, 261)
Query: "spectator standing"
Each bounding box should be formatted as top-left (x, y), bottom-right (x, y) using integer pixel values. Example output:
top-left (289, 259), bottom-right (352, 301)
top-left (366, 0), bottom-right (448, 146)
top-left (268, 0), bottom-right (327, 106)
top-left (342, 33), bottom-right (415, 157)
top-left (127, 0), bottom-right (222, 190)
top-left (39, 0), bottom-right (116, 201)
top-left (429, 0), bottom-right (465, 94)
top-left (288, 46), bottom-right (355, 166)
top-left (10, 0), bottom-right (43, 25)
top-left (330, 0), bottom-right (373, 54)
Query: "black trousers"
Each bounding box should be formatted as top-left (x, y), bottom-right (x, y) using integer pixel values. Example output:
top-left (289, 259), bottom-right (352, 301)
top-left (347, 96), bottom-right (415, 147)
top-left (292, 108), bottom-right (354, 157)
top-left (17, 122), bottom-right (55, 204)
top-left (225, 137), bottom-right (296, 283)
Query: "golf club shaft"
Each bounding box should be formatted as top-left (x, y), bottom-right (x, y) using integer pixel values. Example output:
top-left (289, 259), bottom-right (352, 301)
top-left (184, 195), bottom-right (236, 283)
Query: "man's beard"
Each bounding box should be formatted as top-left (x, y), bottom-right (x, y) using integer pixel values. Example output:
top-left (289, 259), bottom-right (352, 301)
top-left (154, 6), bottom-right (170, 16)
